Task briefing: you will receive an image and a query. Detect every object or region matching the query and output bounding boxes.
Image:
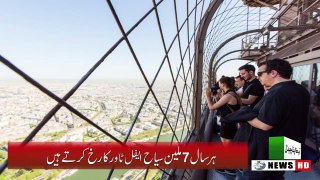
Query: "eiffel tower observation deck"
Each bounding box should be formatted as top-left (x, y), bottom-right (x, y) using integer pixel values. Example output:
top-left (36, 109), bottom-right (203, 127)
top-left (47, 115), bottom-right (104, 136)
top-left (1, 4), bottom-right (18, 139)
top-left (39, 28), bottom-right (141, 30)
top-left (1, 0), bottom-right (320, 180)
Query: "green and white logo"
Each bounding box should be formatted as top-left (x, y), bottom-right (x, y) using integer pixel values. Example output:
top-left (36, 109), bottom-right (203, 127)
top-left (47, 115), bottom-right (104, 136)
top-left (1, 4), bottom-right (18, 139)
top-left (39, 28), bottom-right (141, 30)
top-left (269, 136), bottom-right (301, 160)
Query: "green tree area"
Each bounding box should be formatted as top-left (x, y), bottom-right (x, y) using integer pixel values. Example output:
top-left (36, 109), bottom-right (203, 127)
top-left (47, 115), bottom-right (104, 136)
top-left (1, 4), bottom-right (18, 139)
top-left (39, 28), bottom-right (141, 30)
top-left (152, 171), bottom-right (163, 180)
top-left (46, 130), bottom-right (68, 141)
top-left (71, 101), bottom-right (103, 125)
top-left (128, 126), bottom-right (171, 141)
top-left (82, 129), bottom-right (102, 142)
top-left (13, 130), bottom-right (68, 142)
top-left (90, 110), bottom-right (102, 121)
top-left (145, 169), bottom-right (161, 180)
top-left (0, 169), bottom-right (60, 180)
top-left (110, 112), bottom-right (140, 125)
top-left (29, 123), bottom-right (36, 128)
top-left (0, 142), bottom-right (62, 180)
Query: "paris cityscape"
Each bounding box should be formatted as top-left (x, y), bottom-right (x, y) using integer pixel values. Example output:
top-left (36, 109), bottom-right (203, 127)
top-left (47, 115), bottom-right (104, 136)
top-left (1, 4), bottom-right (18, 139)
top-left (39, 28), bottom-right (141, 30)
top-left (0, 79), bottom-right (192, 180)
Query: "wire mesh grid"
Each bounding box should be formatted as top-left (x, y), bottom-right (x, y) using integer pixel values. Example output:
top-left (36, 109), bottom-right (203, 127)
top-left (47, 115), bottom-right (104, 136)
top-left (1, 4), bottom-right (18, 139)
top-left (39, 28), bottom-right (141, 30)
top-left (0, 0), bottom-right (211, 179)
top-left (200, 0), bottom-right (275, 111)
top-left (1, 0), bottom-right (318, 179)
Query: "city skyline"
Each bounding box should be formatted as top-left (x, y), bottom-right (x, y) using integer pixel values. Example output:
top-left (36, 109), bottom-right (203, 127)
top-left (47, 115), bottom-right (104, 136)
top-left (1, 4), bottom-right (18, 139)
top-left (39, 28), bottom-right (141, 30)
top-left (0, 79), bottom-right (190, 179)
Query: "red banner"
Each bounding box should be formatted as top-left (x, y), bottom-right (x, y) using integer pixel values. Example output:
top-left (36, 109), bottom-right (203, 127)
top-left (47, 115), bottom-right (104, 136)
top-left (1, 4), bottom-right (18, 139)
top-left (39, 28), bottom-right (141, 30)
top-left (8, 142), bottom-right (248, 169)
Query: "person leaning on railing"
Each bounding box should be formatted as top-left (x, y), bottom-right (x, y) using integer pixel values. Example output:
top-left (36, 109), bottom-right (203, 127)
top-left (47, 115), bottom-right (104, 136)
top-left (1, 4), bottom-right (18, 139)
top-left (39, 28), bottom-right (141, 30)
top-left (205, 76), bottom-right (241, 143)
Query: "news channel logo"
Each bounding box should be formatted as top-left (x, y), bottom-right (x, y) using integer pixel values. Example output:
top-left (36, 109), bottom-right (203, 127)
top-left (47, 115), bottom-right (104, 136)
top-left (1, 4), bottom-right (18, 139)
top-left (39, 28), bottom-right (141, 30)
top-left (252, 136), bottom-right (311, 171)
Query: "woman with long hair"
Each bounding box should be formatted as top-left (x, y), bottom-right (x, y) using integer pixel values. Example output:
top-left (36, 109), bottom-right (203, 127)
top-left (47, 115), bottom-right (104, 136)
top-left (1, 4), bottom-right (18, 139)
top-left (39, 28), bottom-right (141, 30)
top-left (205, 76), bottom-right (241, 143)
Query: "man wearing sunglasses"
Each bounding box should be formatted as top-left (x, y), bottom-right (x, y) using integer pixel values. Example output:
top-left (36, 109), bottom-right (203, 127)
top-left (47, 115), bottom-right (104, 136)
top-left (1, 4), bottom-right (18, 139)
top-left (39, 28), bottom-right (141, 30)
top-left (238, 64), bottom-right (264, 109)
top-left (239, 59), bottom-right (310, 179)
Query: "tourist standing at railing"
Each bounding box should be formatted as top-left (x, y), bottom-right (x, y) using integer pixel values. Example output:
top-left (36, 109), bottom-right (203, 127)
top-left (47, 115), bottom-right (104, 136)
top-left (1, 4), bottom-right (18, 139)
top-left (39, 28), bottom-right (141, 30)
top-left (236, 59), bottom-right (310, 180)
top-left (234, 75), bottom-right (245, 95)
top-left (238, 64), bottom-right (264, 108)
top-left (205, 76), bottom-right (241, 143)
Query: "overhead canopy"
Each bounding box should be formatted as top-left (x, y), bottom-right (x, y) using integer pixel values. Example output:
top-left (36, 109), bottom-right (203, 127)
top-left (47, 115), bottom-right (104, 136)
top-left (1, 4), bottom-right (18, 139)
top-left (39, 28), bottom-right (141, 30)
top-left (243, 0), bottom-right (280, 7)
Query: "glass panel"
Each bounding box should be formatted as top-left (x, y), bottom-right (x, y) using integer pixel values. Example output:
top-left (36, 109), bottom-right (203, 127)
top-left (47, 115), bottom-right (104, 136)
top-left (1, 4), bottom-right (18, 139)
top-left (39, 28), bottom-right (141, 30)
top-left (310, 63), bottom-right (320, 128)
top-left (304, 63), bottom-right (320, 149)
top-left (291, 64), bottom-right (310, 89)
top-left (314, 63), bottom-right (320, 87)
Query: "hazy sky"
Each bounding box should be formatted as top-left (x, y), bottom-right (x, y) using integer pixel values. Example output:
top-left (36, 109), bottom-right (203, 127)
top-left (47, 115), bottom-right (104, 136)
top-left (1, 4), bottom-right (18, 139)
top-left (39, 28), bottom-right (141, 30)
top-left (0, 1), bottom-right (152, 80)
top-left (0, 0), bottom-right (251, 82)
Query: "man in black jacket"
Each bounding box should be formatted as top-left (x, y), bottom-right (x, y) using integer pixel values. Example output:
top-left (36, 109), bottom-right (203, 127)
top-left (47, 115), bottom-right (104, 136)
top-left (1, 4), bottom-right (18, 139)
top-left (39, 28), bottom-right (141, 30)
top-left (236, 59), bottom-right (310, 180)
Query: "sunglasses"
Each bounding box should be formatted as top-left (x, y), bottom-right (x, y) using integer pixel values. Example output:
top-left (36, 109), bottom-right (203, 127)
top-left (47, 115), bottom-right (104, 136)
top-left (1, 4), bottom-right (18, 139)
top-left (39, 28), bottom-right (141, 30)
top-left (257, 70), bottom-right (268, 77)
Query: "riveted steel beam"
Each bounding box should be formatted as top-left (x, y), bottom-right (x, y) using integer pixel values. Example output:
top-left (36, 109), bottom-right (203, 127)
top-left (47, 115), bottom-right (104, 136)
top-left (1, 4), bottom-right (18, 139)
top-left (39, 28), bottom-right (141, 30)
top-left (208, 24), bottom-right (320, 86)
